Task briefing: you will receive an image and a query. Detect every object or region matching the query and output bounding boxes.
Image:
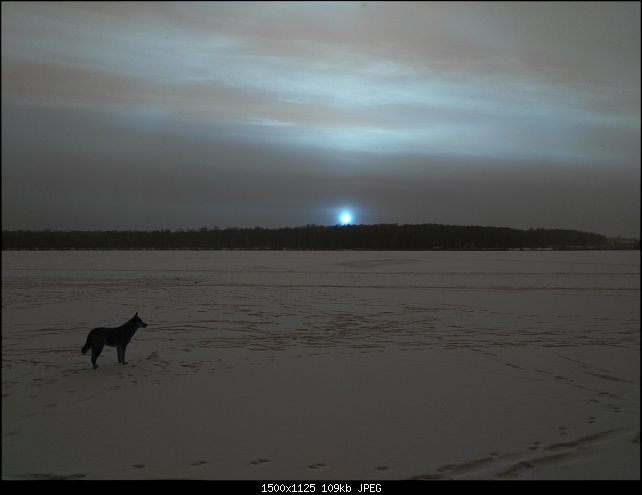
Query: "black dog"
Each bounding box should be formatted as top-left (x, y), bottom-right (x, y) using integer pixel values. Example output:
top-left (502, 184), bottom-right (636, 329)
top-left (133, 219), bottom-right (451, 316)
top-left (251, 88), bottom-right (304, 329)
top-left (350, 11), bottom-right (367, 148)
top-left (81, 312), bottom-right (148, 369)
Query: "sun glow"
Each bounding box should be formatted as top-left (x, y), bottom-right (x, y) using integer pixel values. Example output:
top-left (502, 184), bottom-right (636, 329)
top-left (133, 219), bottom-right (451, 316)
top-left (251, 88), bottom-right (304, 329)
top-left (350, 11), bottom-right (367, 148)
top-left (340, 212), bottom-right (352, 225)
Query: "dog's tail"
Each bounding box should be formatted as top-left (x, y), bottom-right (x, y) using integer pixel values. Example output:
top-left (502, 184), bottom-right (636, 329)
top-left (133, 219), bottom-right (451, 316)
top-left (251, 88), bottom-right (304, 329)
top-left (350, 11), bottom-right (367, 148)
top-left (81, 334), bottom-right (92, 355)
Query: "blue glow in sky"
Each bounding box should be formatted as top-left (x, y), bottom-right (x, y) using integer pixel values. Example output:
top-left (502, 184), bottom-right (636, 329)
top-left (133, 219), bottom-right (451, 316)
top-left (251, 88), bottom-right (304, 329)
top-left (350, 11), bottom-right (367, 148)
top-left (340, 211), bottom-right (353, 225)
top-left (1, 2), bottom-right (639, 236)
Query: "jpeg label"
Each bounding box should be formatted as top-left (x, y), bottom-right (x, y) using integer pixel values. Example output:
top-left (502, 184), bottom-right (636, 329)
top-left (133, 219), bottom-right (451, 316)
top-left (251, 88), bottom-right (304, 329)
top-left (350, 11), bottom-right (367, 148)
top-left (260, 483), bottom-right (383, 493)
top-left (357, 484), bottom-right (381, 493)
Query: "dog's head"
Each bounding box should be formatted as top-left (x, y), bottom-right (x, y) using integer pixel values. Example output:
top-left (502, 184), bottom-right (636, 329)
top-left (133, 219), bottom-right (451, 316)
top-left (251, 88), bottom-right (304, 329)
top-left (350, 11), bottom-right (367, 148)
top-left (133, 312), bottom-right (148, 328)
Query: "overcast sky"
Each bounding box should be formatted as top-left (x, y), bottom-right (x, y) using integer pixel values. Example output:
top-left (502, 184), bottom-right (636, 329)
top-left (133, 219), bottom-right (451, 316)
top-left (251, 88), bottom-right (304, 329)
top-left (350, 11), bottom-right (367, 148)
top-left (2, 1), bottom-right (640, 236)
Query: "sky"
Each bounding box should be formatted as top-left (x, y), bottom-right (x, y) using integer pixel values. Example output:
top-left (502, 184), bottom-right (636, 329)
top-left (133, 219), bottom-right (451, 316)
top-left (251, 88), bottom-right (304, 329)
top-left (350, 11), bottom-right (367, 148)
top-left (1, 1), bottom-right (640, 237)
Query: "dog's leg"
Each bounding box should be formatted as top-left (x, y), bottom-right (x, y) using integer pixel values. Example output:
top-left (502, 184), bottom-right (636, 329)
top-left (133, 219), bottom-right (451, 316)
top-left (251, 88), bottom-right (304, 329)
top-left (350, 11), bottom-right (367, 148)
top-left (91, 343), bottom-right (103, 369)
top-left (121, 345), bottom-right (128, 365)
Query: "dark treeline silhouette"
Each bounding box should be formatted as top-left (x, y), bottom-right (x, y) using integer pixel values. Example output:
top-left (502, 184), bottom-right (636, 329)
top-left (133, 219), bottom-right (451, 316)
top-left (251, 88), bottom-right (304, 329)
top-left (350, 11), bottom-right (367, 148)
top-left (1, 224), bottom-right (616, 250)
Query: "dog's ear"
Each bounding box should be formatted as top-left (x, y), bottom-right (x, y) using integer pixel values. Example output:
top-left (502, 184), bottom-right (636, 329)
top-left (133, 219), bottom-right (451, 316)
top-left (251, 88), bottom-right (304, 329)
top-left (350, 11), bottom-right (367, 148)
top-left (134, 312), bottom-right (138, 317)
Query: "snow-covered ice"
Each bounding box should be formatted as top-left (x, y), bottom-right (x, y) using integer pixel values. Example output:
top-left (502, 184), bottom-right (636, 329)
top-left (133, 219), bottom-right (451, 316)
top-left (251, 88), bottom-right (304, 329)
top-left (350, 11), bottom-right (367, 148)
top-left (2, 250), bottom-right (639, 479)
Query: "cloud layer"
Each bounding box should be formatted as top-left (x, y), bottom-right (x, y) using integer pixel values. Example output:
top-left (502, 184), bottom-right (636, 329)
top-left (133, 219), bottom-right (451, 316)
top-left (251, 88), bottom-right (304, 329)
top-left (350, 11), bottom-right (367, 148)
top-left (2, 1), bottom-right (640, 236)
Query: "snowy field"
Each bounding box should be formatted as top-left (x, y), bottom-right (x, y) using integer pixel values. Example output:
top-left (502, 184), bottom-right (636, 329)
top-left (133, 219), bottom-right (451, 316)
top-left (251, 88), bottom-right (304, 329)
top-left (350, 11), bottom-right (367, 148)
top-left (2, 250), bottom-right (640, 480)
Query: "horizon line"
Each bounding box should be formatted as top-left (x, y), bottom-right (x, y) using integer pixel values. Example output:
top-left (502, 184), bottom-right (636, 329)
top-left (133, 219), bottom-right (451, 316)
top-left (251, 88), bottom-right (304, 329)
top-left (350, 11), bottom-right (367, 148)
top-left (2, 222), bottom-right (634, 239)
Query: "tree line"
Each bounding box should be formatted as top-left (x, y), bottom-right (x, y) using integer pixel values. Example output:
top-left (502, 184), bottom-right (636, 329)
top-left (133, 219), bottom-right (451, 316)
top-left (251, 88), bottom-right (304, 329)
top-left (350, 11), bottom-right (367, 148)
top-left (1, 224), bottom-right (611, 250)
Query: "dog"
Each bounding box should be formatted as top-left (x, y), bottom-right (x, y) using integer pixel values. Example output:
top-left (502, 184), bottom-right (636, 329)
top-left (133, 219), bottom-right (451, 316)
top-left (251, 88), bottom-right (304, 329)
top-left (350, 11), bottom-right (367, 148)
top-left (81, 312), bottom-right (148, 369)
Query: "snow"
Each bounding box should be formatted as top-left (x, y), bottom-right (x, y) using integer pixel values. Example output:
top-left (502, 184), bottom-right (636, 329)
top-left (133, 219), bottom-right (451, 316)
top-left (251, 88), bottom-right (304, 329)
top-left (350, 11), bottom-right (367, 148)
top-left (2, 250), bottom-right (639, 479)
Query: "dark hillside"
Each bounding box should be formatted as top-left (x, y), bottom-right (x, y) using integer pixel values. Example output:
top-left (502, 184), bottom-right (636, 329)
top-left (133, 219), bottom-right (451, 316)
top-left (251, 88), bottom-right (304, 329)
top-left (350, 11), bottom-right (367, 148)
top-left (2, 224), bottom-right (611, 250)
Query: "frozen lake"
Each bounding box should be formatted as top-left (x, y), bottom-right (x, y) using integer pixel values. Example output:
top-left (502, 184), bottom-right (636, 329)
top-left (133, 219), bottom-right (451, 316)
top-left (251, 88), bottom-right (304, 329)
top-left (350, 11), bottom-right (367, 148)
top-left (2, 250), bottom-right (640, 479)
top-left (3, 250), bottom-right (639, 352)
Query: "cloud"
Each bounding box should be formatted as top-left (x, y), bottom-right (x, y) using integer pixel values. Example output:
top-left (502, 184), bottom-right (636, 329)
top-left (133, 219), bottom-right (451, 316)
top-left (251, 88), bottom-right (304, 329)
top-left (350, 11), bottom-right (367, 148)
top-left (1, 1), bottom-right (640, 236)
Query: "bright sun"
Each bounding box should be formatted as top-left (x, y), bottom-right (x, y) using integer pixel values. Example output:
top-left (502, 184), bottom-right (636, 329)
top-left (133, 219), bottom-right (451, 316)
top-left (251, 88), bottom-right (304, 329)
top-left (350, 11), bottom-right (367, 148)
top-left (340, 212), bottom-right (352, 225)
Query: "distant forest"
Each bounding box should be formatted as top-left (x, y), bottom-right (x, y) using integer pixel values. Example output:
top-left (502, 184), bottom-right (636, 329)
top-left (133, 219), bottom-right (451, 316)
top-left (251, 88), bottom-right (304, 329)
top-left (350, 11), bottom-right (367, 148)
top-left (2, 224), bottom-right (632, 251)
